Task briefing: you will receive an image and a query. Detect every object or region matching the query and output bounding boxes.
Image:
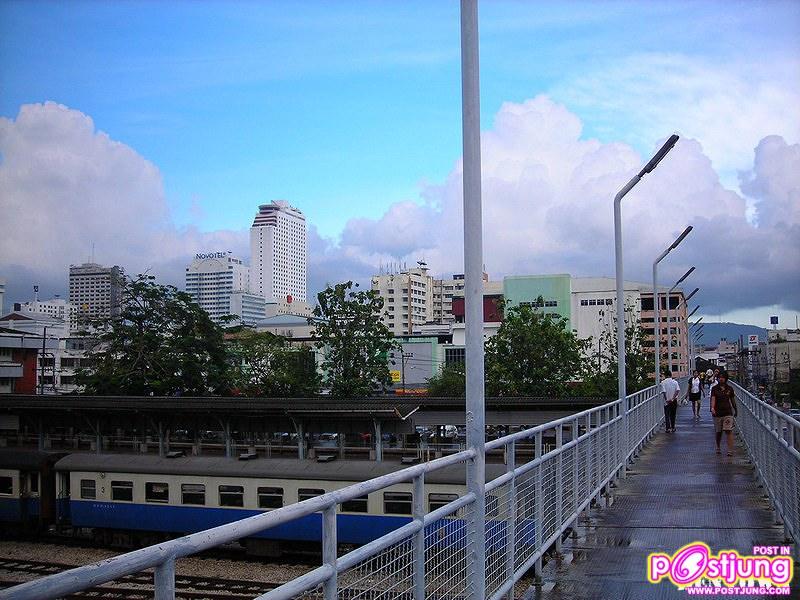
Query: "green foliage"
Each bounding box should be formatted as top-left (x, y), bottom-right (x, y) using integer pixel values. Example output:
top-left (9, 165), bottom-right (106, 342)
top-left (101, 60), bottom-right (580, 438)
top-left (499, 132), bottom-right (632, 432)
top-left (76, 274), bottom-right (229, 396)
top-left (485, 300), bottom-right (589, 397)
top-left (311, 281), bottom-right (397, 398)
top-left (426, 362), bottom-right (466, 397)
top-left (580, 303), bottom-right (655, 396)
top-left (227, 331), bottom-right (320, 397)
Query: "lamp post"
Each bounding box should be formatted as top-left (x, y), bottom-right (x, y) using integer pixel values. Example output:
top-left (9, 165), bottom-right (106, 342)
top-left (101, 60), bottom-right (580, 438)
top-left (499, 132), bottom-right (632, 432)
top-left (652, 225), bottom-right (692, 385)
top-left (614, 135), bottom-right (679, 408)
top-left (666, 266), bottom-right (695, 376)
top-left (674, 284), bottom-right (698, 374)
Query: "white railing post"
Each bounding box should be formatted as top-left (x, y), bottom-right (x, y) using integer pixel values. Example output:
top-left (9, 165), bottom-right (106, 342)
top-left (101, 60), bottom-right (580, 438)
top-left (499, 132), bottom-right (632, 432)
top-left (413, 474), bottom-right (425, 600)
top-left (572, 418), bottom-right (579, 534)
top-left (322, 505), bottom-right (337, 600)
top-left (534, 430), bottom-right (543, 580)
top-left (505, 439), bottom-right (516, 600)
top-left (154, 558), bottom-right (175, 600)
top-left (555, 424), bottom-right (563, 553)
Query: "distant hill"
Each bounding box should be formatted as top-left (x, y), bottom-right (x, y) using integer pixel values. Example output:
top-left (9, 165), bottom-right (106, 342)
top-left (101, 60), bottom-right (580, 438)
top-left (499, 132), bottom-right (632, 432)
top-left (694, 322), bottom-right (767, 348)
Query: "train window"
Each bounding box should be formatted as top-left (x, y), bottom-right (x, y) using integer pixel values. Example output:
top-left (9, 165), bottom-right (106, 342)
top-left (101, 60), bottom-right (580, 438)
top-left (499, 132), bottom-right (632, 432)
top-left (257, 487), bottom-right (283, 509)
top-left (80, 479), bottom-right (96, 499)
top-left (341, 495), bottom-right (369, 513)
top-left (298, 488), bottom-right (325, 503)
top-left (428, 493), bottom-right (458, 512)
top-left (181, 483), bottom-right (205, 505)
top-left (29, 473), bottom-right (39, 494)
top-left (219, 485), bottom-right (244, 507)
top-left (111, 481), bottom-right (133, 502)
top-left (145, 482), bottom-right (169, 503)
top-left (0, 476), bottom-right (12, 495)
top-left (384, 492), bottom-right (412, 515)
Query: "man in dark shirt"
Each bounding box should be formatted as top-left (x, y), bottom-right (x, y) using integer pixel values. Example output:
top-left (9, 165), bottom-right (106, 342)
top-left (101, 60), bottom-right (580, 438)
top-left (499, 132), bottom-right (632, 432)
top-left (710, 371), bottom-right (737, 456)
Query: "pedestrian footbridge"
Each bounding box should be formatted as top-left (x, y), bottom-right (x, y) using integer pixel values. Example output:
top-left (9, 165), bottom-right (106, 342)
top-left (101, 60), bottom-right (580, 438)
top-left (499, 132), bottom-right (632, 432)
top-left (3, 382), bottom-right (798, 600)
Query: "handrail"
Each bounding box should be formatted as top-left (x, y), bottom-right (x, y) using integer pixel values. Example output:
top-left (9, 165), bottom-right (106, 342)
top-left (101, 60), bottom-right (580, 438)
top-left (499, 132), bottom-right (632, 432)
top-left (2, 385), bottom-right (665, 600)
top-left (731, 381), bottom-right (799, 548)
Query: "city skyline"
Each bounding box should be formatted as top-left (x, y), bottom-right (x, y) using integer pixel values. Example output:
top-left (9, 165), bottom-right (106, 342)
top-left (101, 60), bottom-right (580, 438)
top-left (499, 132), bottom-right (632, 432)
top-left (1, 1), bottom-right (798, 328)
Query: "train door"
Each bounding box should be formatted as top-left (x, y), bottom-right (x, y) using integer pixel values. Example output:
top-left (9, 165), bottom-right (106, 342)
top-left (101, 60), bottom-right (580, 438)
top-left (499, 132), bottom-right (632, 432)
top-left (56, 471), bottom-right (71, 523)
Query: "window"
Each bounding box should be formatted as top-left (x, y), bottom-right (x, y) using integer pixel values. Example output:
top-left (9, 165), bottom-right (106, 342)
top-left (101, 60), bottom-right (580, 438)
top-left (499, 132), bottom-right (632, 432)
top-left (298, 488), bottom-right (325, 503)
top-left (580, 299), bottom-right (588, 306)
top-left (0, 476), bottom-right (12, 495)
top-left (219, 485), bottom-right (244, 507)
top-left (606, 299), bottom-right (613, 305)
top-left (257, 486), bottom-right (283, 509)
top-left (79, 479), bottom-right (96, 499)
top-left (29, 473), bottom-right (39, 494)
top-left (341, 495), bottom-right (369, 513)
top-left (588, 299), bottom-right (597, 306)
top-left (384, 492), bottom-right (412, 515)
top-left (181, 483), bottom-right (206, 506)
top-left (145, 482), bottom-right (169, 503)
top-left (111, 481), bottom-right (133, 501)
top-left (429, 493), bottom-right (458, 512)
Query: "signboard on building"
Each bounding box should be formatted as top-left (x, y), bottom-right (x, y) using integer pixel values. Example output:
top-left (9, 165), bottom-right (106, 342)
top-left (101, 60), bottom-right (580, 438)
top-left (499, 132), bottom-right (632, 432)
top-left (390, 370), bottom-right (401, 383)
top-left (748, 334), bottom-right (759, 350)
top-left (195, 252), bottom-right (229, 260)
top-left (770, 316), bottom-right (779, 325)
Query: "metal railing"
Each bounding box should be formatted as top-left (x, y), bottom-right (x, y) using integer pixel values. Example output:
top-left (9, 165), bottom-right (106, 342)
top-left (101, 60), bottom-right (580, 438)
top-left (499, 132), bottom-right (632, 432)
top-left (3, 385), bottom-right (665, 600)
top-left (732, 382), bottom-right (800, 549)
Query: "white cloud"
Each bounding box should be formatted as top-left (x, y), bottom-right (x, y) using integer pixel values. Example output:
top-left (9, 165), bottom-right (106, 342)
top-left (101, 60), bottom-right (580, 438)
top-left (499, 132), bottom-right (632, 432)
top-left (335, 96), bottom-right (800, 314)
top-left (550, 53), bottom-right (800, 182)
top-left (0, 102), bottom-right (246, 301)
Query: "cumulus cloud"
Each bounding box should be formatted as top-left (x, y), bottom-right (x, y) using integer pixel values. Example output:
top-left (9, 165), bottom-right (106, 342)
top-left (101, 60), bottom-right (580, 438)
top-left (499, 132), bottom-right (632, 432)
top-left (334, 96), bottom-right (800, 314)
top-left (1, 98), bottom-right (797, 317)
top-left (0, 102), bottom-right (247, 302)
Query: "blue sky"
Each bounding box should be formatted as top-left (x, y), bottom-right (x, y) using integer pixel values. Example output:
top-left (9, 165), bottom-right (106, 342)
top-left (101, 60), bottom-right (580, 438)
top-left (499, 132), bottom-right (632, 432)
top-left (3, 1), bottom-right (797, 235)
top-left (1, 1), bottom-right (799, 325)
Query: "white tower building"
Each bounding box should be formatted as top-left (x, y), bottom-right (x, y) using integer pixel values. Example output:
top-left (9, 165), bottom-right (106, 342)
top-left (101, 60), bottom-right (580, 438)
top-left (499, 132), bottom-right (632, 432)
top-left (185, 252), bottom-right (264, 324)
top-left (250, 201), bottom-right (307, 303)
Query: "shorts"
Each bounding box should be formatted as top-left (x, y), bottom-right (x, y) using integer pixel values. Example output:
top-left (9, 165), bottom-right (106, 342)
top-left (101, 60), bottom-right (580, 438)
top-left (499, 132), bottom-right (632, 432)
top-left (689, 392), bottom-right (701, 402)
top-left (714, 416), bottom-right (735, 433)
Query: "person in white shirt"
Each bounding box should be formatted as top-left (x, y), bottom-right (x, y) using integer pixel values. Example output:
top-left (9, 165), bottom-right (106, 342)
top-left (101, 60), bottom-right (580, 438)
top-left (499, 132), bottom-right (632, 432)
top-left (686, 370), bottom-right (703, 419)
top-left (661, 370), bottom-right (681, 433)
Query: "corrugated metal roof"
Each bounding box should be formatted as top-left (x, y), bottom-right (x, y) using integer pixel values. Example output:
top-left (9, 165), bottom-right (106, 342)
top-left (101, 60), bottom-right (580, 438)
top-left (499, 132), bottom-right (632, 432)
top-left (54, 454), bottom-right (504, 484)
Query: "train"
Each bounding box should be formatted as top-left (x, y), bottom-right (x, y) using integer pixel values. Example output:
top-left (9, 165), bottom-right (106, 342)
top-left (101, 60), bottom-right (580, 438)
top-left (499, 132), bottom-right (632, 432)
top-left (0, 448), bottom-right (510, 556)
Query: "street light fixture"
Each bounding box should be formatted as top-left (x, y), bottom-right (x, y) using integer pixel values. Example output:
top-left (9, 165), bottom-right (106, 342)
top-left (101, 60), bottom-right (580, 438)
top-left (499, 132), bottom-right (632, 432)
top-left (687, 305), bottom-right (700, 319)
top-left (690, 316), bottom-right (704, 329)
top-left (614, 135), bottom-right (680, 406)
top-left (652, 225), bottom-right (693, 385)
top-left (667, 267), bottom-right (695, 375)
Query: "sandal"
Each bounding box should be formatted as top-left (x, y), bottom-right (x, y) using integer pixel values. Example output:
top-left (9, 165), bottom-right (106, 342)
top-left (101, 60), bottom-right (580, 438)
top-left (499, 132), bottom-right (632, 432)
top-left (727, 451), bottom-right (733, 456)
top-left (715, 448), bottom-right (721, 454)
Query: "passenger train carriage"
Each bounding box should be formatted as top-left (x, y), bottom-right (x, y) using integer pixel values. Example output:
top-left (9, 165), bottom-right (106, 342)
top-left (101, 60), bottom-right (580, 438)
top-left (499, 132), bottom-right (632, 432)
top-left (0, 449), bottom-right (65, 530)
top-left (55, 454), bottom-right (509, 555)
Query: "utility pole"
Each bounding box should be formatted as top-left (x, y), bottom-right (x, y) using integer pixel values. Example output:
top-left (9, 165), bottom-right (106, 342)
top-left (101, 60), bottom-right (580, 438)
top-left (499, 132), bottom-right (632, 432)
top-left (400, 352), bottom-right (413, 393)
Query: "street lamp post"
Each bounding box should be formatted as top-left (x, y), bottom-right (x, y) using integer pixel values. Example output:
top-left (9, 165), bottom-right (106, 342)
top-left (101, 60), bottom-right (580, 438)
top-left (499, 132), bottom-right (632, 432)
top-left (614, 134), bottom-right (678, 473)
top-left (652, 226), bottom-right (692, 385)
top-left (666, 267), bottom-right (695, 376)
top-left (678, 288), bottom-right (699, 372)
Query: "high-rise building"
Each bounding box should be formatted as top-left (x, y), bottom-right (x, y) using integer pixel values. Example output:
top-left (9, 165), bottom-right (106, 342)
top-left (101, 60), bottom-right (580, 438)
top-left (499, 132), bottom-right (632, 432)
top-left (0, 277), bottom-right (5, 315)
top-left (184, 252), bottom-right (264, 324)
top-left (68, 263), bottom-right (124, 321)
top-left (371, 264), bottom-right (434, 336)
top-left (250, 201), bottom-right (307, 303)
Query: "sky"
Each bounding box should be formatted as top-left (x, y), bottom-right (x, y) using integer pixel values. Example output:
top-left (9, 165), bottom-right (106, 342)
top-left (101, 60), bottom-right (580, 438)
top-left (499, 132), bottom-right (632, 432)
top-left (1, 0), bottom-right (799, 327)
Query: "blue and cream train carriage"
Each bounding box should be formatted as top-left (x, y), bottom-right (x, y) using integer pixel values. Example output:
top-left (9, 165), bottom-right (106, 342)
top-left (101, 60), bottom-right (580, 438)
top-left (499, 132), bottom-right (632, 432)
top-left (0, 449), bottom-right (65, 530)
top-left (54, 453), bottom-right (507, 554)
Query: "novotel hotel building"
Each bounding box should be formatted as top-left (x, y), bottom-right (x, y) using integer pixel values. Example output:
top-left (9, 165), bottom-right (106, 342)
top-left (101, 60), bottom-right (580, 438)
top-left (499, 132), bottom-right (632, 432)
top-left (184, 252), bottom-right (266, 324)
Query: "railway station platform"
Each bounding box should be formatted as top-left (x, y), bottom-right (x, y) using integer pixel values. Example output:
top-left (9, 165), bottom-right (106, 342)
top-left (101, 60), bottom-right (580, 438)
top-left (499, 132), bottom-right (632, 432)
top-left (537, 408), bottom-right (800, 599)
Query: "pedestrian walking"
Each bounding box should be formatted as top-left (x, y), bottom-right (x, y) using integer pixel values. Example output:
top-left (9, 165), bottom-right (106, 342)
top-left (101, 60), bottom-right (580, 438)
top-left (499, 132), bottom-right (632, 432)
top-left (686, 370), bottom-right (703, 419)
top-left (661, 369), bottom-right (680, 433)
top-left (710, 370), bottom-right (737, 456)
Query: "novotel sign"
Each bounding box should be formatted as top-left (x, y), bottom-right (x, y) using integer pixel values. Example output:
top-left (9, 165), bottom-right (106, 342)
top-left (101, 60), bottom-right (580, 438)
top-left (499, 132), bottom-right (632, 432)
top-left (195, 251), bottom-right (229, 260)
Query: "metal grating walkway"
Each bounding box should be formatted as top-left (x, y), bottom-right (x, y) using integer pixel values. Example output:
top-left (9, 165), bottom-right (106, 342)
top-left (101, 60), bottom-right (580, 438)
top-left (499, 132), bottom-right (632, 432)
top-left (537, 407), bottom-right (800, 599)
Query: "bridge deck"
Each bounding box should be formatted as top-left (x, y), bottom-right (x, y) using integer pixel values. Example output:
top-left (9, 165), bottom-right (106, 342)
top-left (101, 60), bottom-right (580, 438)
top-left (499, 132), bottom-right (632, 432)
top-left (537, 407), bottom-right (798, 599)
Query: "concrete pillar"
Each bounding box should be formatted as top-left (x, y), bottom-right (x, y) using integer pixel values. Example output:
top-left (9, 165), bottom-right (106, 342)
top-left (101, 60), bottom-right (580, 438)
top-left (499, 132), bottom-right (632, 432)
top-left (297, 421), bottom-right (305, 460)
top-left (374, 419), bottom-right (383, 462)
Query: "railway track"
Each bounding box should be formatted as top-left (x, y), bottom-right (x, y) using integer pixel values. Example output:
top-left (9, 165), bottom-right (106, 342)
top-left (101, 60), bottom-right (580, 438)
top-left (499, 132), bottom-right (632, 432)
top-left (0, 558), bottom-right (279, 599)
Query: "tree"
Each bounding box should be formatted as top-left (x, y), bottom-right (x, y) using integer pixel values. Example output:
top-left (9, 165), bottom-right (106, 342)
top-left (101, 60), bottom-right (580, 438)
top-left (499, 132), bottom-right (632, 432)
top-left (485, 301), bottom-right (589, 397)
top-left (76, 274), bottom-right (229, 395)
top-left (581, 303), bottom-right (655, 396)
top-left (426, 362), bottom-right (466, 397)
top-left (311, 281), bottom-right (397, 398)
top-left (227, 331), bottom-right (320, 397)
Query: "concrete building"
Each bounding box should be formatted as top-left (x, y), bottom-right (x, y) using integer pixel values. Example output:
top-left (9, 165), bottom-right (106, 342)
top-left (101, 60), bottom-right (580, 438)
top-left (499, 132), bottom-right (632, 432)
top-left (250, 201), bottom-right (307, 304)
top-left (371, 264), bottom-right (435, 336)
top-left (0, 328), bottom-right (52, 394)
top-left (265, 298), bottom-right (314, 319)
top-left (0, 277), bottom-right (5, 316)
top-left (184, 252), bottom-right (260, 325)
top-left (755, 329), bottom-right (799, 386)
top-left (68, 262), bottom-right (124, 322)
top-left (14, 298), bottom-right (77, 332)
top-left (503, 274), bottom-right (572, 327)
